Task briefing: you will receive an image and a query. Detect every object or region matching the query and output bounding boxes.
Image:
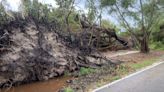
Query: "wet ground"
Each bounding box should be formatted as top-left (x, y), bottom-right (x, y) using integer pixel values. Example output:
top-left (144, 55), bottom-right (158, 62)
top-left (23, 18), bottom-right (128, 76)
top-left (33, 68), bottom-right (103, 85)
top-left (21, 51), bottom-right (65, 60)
top-left (0, 77), bottom-right (71, 92)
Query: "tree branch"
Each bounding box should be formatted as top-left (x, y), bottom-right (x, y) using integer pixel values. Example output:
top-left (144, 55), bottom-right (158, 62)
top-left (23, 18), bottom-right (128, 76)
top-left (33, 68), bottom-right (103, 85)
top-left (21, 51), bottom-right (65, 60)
top-left (140, 0), bottom-right (145, 30)
top-left (114, 3), bottom-right (140, 41)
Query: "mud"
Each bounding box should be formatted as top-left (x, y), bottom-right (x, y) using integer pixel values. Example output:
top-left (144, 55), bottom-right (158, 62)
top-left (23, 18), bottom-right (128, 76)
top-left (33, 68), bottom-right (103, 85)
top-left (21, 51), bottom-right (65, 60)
top-left (0, 77), bottom-right (72, 92)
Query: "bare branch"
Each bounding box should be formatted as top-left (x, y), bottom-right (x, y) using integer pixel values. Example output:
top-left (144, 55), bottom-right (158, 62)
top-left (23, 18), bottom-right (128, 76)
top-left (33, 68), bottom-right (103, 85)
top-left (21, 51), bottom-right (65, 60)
top-left (114, 3), bottom-right (140, 41)
top-left (139, 0), bottom-right (144, 30)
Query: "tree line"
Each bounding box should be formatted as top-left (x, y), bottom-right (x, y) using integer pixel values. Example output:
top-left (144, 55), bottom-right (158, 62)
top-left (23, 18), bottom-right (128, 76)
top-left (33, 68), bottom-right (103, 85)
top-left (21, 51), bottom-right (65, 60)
top-left (0, 0), bottom-right (163, 53)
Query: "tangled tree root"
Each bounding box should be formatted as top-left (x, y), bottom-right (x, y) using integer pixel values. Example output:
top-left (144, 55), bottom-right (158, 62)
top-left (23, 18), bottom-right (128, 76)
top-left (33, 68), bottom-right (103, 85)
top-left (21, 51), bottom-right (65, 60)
top-left (0, 18), bottom-right (115, 88)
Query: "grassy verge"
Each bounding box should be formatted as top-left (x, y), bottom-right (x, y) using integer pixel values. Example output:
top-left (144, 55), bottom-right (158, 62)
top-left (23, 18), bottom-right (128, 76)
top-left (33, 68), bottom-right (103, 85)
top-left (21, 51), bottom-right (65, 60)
top-left (79, 67), bottom-right (95, 76)
top-left (65, 56), bottom-right (162, 92)
top-left (90, 57), bottom-right (160, 91)
top-left (150, 42), bottom-right (164, 50)
top-left (128, 58), bottom-right (159, 70)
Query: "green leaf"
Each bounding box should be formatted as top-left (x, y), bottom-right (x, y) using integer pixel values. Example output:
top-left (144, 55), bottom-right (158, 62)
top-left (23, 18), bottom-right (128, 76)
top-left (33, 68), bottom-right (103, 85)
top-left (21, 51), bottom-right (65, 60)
top-left (100, 0), bottom-right (116, 7)
top-left (121, 0), bottom-right (135, 9)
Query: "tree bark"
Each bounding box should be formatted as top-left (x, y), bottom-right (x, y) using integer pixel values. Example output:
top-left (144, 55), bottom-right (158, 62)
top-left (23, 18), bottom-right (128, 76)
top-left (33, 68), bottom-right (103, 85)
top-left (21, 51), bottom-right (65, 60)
top-left (140, 35), bottom-right (149, 53)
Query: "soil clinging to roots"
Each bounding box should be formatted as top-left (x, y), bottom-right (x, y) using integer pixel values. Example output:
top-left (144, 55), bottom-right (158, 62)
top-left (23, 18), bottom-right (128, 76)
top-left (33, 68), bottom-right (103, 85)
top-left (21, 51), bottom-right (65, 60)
top-left (0, 18), bottom-right (115, 88)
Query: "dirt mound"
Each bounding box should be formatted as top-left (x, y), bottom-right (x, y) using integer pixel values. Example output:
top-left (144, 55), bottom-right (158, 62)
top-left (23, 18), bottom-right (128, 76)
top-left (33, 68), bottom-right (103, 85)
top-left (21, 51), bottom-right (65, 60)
top-left (0, 19), bottom-right (114, 88)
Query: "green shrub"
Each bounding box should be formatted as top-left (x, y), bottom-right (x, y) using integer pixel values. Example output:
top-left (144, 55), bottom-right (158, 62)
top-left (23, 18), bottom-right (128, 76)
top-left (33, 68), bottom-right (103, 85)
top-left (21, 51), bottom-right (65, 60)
top-left (111, 76), bottom-right (121, 81)
top-left (64, 87), bottom-right (74, 92)
top-left (150, 41), bottom-right (164, 50)
top-left (79, 67), bottom-right (95, 76)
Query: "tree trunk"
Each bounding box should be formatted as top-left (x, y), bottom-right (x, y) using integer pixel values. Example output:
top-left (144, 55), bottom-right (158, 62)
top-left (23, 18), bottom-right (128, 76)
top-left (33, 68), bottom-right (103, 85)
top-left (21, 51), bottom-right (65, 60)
top-left (140, 35), bottom-right (149, 53)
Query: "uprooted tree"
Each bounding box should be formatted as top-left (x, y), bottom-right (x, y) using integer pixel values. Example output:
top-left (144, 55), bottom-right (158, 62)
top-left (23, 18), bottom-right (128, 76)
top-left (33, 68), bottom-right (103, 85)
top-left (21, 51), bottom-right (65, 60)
top-left (1, 0), bottom-right (162, 88)
top-left (100, 0), bottom-right (163, 53)
top-left (75, 14), bottom-right (129, 50)
top-left (0, 0), bottom-right (120, 87)
top-left (53, 0), bottom-right (130, 50)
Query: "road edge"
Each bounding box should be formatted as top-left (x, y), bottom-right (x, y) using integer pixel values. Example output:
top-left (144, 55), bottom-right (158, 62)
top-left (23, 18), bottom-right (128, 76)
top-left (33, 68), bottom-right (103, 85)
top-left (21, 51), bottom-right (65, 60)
top-left (93, 61), bottom-right (164, 92)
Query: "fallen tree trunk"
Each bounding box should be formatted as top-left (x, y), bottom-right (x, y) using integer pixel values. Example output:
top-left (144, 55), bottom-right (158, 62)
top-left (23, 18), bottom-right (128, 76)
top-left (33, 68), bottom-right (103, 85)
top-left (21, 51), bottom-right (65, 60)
top-left (77, 14), bottom-right (130, 51)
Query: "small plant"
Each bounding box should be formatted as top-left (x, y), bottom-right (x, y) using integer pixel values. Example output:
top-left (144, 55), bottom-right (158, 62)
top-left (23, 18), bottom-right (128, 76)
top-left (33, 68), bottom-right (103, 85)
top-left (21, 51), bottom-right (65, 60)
top-left (64, 87), bottom-right (74, 92)
top-left (64, 71), bottom-right (70, 77)
top-left (117, 64), bottom-right (130, 74)
top-left (79, 67), bottom-right (95, 76)
top-left (112, 76), bottom-right (121, 81)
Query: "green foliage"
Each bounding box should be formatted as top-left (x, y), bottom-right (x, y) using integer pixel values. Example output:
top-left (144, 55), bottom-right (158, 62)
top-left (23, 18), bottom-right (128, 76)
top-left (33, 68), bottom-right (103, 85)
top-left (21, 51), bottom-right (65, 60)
top-left (111, 76), bottom-right (120, 81)
top-left (56, 0), bottom-right (74, 9)
top-left (21, 0), bottom-right (41, 20)
top-left (121, 0), bottom-right (134, 8)
top-left (150, 42), bottom-right (164, 50)
top-left (129, 58), bottom-right (158, 70)
top-left (101, 19), bottom-right (120, 33)
top-left (0, 2), bottom-right (7, 24)
top-left (86, 0), bottom-right (97, 22)
top-left (119, 31), bottom-right (130, 37)
top-left (149, 16), bottom-right (164, 50)
top-left (64, 87), bottom-right (74, 92)
top-left (79, 67), bottom-right (95, 76)
top-left (150, 17), bottom-right (164, 42)
top-left (0, 1), bottom-right (14, 25)
top-left (101, 19), bottom-right (115, 28)
top-left (20, 0), bottom-right (32, 17)
top-left (100, 0), bottom-right (161, 27)
top-left (100, 0), bottom-right (163, 53)
top-left (21, 0), bottom-right (55, 23)
top-left (0, 0), bottom-right (163, 53)
top-left (100, 0), bottom-right (116, 7)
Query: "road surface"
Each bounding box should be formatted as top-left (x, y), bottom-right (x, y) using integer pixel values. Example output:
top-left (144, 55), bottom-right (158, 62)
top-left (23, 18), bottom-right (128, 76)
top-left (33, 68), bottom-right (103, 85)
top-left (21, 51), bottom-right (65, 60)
top-left (94, 62), bottom-right (164, 92)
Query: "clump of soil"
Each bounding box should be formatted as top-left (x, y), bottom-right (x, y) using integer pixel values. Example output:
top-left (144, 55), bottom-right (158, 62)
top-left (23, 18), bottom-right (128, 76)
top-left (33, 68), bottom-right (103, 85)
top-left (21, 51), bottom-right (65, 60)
top-left (0, 18), bottom-right (114, 88)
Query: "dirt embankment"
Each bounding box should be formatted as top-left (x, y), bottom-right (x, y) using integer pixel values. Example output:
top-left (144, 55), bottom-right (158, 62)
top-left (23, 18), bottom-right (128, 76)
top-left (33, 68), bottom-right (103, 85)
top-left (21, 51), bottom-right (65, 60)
top-left (0, 18), bottom-right (114, 88)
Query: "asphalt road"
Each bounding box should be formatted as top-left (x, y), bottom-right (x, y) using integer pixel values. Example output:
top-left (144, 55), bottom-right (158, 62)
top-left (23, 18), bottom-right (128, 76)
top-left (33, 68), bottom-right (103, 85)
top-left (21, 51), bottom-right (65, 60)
top-left (95, 62), bottom-right (164, 92)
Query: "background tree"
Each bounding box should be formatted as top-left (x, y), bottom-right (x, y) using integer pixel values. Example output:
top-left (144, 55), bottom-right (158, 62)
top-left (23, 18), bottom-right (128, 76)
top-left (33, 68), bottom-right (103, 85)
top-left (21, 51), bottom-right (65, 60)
top-left (55, 0), bottom-right (75, 32)
top-left (86, 0), bottom-right (97, 23)
top-left (0, 0), bottom-right (13, 25)
top-left (20, 0), bottom-right (32, 18)
top-left (100, 0), bottom-right (163, 53)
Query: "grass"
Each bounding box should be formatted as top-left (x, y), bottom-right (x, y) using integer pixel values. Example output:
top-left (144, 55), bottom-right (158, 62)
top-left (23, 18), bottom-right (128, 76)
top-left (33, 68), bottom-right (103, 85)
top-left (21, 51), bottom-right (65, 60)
top-left (79, 67), bottom-right (95, 76)
top-left (68, 56), bottom-right (162, 91)
top-left (109, 58), bottom-right (159, 83)
top-left (92, 57), bottom-right (160, 90)
top-left (129, 58), bottom-right (159, 70)
top-left (64, 87), bottom-right (74, 92)
top-left (111, 76), bottom-right (121, 81)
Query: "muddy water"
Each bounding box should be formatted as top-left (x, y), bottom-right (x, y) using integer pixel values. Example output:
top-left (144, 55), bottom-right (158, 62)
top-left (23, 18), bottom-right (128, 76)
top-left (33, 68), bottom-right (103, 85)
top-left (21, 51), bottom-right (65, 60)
top-left (0, 77), bottom-right (72, 92)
